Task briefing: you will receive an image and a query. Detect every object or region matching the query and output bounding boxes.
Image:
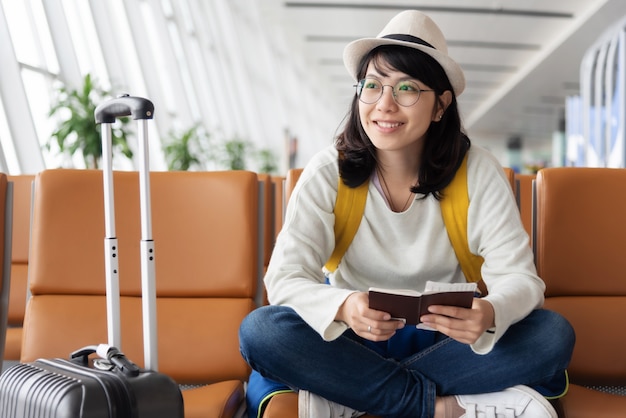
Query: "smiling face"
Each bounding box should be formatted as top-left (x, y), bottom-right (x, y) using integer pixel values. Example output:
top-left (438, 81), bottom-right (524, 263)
top-left (358, 57), bottom-right (448, 157)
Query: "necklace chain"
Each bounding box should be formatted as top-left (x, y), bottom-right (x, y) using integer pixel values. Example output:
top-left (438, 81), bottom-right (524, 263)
top-left (377, 168), bottom-right (415, 212)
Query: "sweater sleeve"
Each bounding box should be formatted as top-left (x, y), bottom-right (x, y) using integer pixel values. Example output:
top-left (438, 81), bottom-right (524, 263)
top-left (264, 147), bottom-right (357, 340)
top-left (465, 147), bottom-right (545, 354)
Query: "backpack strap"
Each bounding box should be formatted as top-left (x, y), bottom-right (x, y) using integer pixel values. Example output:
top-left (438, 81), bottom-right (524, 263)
top-left (439, 153), bottom-right (484, 283)
top-left (324, 179), bottom-right (369, 272)
top-left (325, 152), bottom-right (484, 284)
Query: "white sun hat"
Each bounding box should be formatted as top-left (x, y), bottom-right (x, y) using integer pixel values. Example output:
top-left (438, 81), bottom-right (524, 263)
top-left (343, 10), bottom-right (465, 96)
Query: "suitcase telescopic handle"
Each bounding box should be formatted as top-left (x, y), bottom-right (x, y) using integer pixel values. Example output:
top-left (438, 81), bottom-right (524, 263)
top-left (95, 94), bottom-right (159, 371)
top-left (94, 94), bottom-right (154, 124)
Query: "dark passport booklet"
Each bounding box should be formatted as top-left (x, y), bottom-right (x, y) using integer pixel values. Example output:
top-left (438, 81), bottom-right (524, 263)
top-left (368, 282), bottom-right (476, 326)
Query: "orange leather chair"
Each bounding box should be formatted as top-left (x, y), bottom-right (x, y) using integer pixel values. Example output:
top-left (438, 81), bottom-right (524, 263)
top-left (3, 175), bottom-right (34, 362)
top-left (534, 167), bottom-right (626, 417)
top-left (283, 168), bottom-right (303, 204)
top-left (502, 167), bottom-right (516, 197)
top-left (22, 169), bottom-right (261, 418)
top-left (514, 173), bottom-right (536, 240)
top-left (271, 176), bottom-right (285, 239)
top-left (258, 174), bottom-right (275, 272)
top-left (0, 174), bottom-right (11, 369)
top-left (257, 173), bottom-right (275, 306)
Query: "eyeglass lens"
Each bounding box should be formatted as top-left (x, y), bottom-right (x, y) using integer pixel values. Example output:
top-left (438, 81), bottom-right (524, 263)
top-left (356, 78), bottom-right (425, 107)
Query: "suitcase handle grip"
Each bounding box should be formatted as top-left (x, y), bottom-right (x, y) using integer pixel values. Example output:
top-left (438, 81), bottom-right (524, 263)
top-left (70, 345), bottom-right (98, 366)
top-left (70, 345), bottom-right (140, 377)
top-left (95, 94), bottom-right (154, 124)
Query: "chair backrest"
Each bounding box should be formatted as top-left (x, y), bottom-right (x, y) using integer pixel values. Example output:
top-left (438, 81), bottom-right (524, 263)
top-left (3, 175), bottom-right (33, 361)
top-left (257, 173), bottom-right (274, 270)
top-left (284, 168), bottom-right (303, 205)
top-left (6, 175), bottom-right (33, 326)
top-left (22, 169), bottom-right (259, 384)
top-left (257, 173), bottom-right (275, 306)
top-left (502, 167), bottom-right (516, 196)
top-left (0, 174), bottom-right (11, 368)
top-left (534, 167), bottom-right (626, 385)
top-left (271, 176), bottom-right (285, 239)
top-left (515, 173), bottom-right (536, 239)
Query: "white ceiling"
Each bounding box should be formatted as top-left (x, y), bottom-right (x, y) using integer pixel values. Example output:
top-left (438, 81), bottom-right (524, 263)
top-left (260, 0), bottom-right (626, 149)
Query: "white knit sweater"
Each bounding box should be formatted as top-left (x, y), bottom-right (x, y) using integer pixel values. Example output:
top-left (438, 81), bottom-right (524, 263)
top-left (265, 145), bottom-right (544, 354)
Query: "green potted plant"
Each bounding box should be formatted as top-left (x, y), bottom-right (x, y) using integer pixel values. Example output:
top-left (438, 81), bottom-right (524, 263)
top-left (162, 124), bottom-right (211, 171)
top-left (211, 138), bottom-right (279, 173)
top-left (47, 73), bottom-right (133, 169)
top-left (213, 138), bottom-right (252, 170)
top-left (255, 148), bottom-right (278, 174)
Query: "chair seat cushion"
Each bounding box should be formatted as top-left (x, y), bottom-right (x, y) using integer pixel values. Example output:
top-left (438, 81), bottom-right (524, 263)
top-left (182, 380), bottom-right (245, 418)
top-left (3, 327), bottom-right (22, 360)
top-left (558, 384), bottom-right (626, 418)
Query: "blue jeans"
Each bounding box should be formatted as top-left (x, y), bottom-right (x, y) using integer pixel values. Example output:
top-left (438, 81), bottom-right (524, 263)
top-left (239, 306), bottom-right (574, 418)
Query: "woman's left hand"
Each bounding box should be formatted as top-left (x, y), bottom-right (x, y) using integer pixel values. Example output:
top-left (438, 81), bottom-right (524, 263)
top-left (419, 298), bottom-right (495, 344)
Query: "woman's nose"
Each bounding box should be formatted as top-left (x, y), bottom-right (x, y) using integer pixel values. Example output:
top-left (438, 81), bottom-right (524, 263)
top-left (376, 85), bottom-right (398, 110)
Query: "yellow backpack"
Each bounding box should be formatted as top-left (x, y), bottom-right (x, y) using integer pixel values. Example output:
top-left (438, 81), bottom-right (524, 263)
top-left (324, 153), bottom-right (484, 284)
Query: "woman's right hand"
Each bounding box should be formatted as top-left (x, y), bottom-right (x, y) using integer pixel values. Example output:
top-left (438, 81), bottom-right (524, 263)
top-left (336, 292), bottom-right (405, 341)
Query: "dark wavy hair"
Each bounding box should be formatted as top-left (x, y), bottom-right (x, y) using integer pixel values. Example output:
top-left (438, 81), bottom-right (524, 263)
top-left (335, 45), bottom-right (470, 200)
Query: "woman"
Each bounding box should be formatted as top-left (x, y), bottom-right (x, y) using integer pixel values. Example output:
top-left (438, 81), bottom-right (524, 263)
top-left (239, 10), bottom-right (574, 418)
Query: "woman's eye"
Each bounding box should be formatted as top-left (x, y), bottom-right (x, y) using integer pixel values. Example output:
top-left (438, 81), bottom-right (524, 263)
top-left (397, 82), bottom-right (417, 92)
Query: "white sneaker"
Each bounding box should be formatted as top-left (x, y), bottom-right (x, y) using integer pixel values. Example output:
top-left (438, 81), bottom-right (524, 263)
top-left (455, 385), bottom-right (557, 418)
top-left (298, 390), bottom-right (366, 418)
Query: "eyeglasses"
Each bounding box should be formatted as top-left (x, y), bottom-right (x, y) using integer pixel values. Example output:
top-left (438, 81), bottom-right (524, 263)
top-left (355, 78), bottom-right (435, 107)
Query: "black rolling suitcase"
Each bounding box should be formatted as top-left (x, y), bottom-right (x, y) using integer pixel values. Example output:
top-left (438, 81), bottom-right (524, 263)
top-left (0, 95), bottom-right (184, 417)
